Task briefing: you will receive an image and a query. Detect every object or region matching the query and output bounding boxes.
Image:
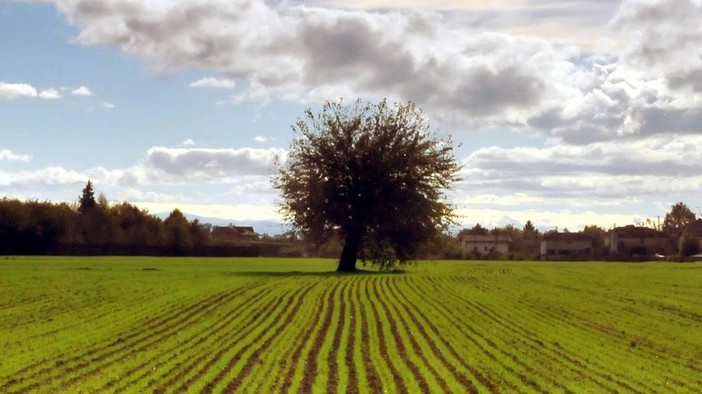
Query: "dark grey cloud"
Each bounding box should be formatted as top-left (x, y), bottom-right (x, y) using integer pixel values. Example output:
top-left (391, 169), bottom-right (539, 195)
top-left (638, 107), bottom-right (702, 135)
top-left (295, 14), bottom-right (416, 90)
top-left (612, 0), bottom-right (702, 91)
top-left (50, 0), bottom-right (560, 121)
top-left (437, 65), bottom-right (545, 116)
top-left (668, 68), bottom-right (702, 93)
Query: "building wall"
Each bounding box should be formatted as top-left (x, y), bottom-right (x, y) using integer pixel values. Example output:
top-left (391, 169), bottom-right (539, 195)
top-left (608, 226), bottom-right (672, 255)
top-left (462, 241), bottom-right (509, 258)
top-left (540, 239), bottom-right (592, 259)
top-left (611, 236), bottom-right (670, 254)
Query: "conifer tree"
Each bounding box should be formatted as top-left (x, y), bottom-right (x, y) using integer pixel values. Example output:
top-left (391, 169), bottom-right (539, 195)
top-left (78, 180), bottom-right (96, 214)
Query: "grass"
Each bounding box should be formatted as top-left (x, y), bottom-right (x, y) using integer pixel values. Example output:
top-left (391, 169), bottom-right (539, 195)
top-left (1, 256), bottom-right (701, 393)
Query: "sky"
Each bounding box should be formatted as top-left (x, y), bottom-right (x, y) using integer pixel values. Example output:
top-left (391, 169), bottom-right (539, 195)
top-left (2, 0), bottom-right (702, 234)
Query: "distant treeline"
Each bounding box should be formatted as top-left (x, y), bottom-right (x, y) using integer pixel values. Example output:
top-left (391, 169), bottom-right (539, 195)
top-left (0, 197), bottom-right (261, 256)
top-left (0, 181), bottom-right (264, 256)
top-left (4, 182), bottom-right (698, 261)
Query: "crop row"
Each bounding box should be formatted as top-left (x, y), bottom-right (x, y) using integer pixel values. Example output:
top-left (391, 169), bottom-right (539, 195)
top-left (2, 259), bottom-right (701, 393)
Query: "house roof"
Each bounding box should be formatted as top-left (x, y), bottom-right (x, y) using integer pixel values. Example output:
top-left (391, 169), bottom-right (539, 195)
top-left (612, 225), bottom-right (664, 238)
top-left (461, 235), bottom-right (511, 243)
top-left (212, 225), bottom-right (257, 236)
top-left (542, 232), bottom-right (592, 242)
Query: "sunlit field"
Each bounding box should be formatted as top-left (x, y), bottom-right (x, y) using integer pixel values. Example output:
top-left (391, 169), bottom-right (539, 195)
top-left (1, 257), bottom-right (701, 393)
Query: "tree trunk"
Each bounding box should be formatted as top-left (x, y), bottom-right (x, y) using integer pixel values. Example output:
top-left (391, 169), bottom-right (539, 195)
top-left (337, 228), bottom-right (362, 272)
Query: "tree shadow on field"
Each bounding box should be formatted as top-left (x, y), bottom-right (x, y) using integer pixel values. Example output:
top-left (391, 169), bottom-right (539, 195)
top-left (222, 269), bottom-right (407, 278)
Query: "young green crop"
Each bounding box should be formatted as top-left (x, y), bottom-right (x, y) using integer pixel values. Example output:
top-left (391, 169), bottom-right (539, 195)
top-left (1, 257), bottom-right (701, 393)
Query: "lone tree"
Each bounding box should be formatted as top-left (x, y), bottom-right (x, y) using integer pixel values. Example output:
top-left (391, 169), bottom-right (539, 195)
top-left (274, 99), bottom-right (461, 272)
top-left (78, 180), bottom-right (97, 214)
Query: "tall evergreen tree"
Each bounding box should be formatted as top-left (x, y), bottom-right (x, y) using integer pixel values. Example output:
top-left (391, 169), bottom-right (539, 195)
top-left (78, 180), bottom-right (97, 214)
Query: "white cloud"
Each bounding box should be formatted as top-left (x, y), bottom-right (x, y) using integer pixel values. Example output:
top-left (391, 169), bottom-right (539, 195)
top-left (0, 82), bottom-right (37, 100)
top-left (182, 139), bottom-right (195, 146)
top-left (100, 101), bottom-right (115, 108)
top-left (0, 149), bottom-right (32, 162)
top-left (461, 135), bottom-right (702, 204)
top-left (1, 146), bottom-right (286, 192)
top-left (72, 86), bottom-right (93, 96)
top-left (143, 146), bottom-right (285, 179)
top-left (46, 1), bottom-right (571, 123)
top-left (39, 88), bottom-right (62, 99)
top-left (611, 0), bottom-right (702, 76)
top-left (1, 141), bottom-right (689, 233)
top-left (189, 77), bottom-right (236, 89)
top-left (0, 167), bottom-right (87, 187)
top-left (456, 193), bottom-right (549, 207)
top-left (254, 135), bottom-right (268, 143)
top-left (46, 0), bottom-right (702, 145)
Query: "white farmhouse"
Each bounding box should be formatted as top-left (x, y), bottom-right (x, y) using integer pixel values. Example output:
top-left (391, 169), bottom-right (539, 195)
top-left (461, 235), bottom-right (511, 259)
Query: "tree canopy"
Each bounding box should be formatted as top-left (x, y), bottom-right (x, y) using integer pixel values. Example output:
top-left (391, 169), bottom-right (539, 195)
top-left (0, 182), bottom-right (213, 256)
top-left (458, 223), bottom-right (489, 237)
top-left (663, 202), bottom-right (697, 234)
top-left (274, 99), bottom-right (461, 272)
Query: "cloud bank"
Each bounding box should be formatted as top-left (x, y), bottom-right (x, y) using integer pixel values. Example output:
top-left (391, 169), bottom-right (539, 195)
top-left (12, 0), bottom-right (701, 230)
top-left (42, 0), bottom-right (702, 145)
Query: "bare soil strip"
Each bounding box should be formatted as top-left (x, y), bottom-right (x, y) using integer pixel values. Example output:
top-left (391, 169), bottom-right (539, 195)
top-left (356, 279), bottom-right (384, 393)
top-left (364, 278), bottom-right (407, 393)
top-left (132, 286), bottom-right (281, 393)
top-left (343, 278), bottom-right (360, 394)
top-left (2, 288), bottom-right (234, 391)
top-left (384, 277), bottom-right (479, 393)
top-left (425, 275), bottom-right (632, 392)
top-left (221, 283), bottom-right (317, 392)
top-left (6, 283), bottom-right (266, 393)
top-left (199, 287), bottom-right (298, 392)
top-left (56, 285), bottom-right (272, 392)
top-left (374, 277), bottom-right (450, 392)
top-left (174, 286), bottom-right (300, 393)
top-left (276, 282), bottom-right (332, 393)
top-left (325, 280), bottom-right (349, 394)
top-left (450, 273), bottom-right (660, 392)
top-left (299, 280), bottom-right (342, 393)
top-left (370, 277), bottom-right (429, 392)
top-left (516, 298), bottom-right (679, 392)
top-left (104, 286), bottom-right (274, 392)
top-left (413, 276), bottom-right (526, 391)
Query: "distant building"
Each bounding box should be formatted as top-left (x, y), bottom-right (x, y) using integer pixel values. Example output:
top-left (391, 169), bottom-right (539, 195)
top-left (461, 234), bottom-right (511, 258)
top-left (607, 225), bottom-right (670, 256)
top-left (540, 232), bottom-right (593, 260)
top-left (211, 225), bottom-right (258, 243)
top-left (678, 220), bottom-right (702, 256)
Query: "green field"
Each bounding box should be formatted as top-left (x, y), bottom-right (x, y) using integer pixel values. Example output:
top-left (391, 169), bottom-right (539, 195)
top-left (1, 257), bottom-right (701, 393)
